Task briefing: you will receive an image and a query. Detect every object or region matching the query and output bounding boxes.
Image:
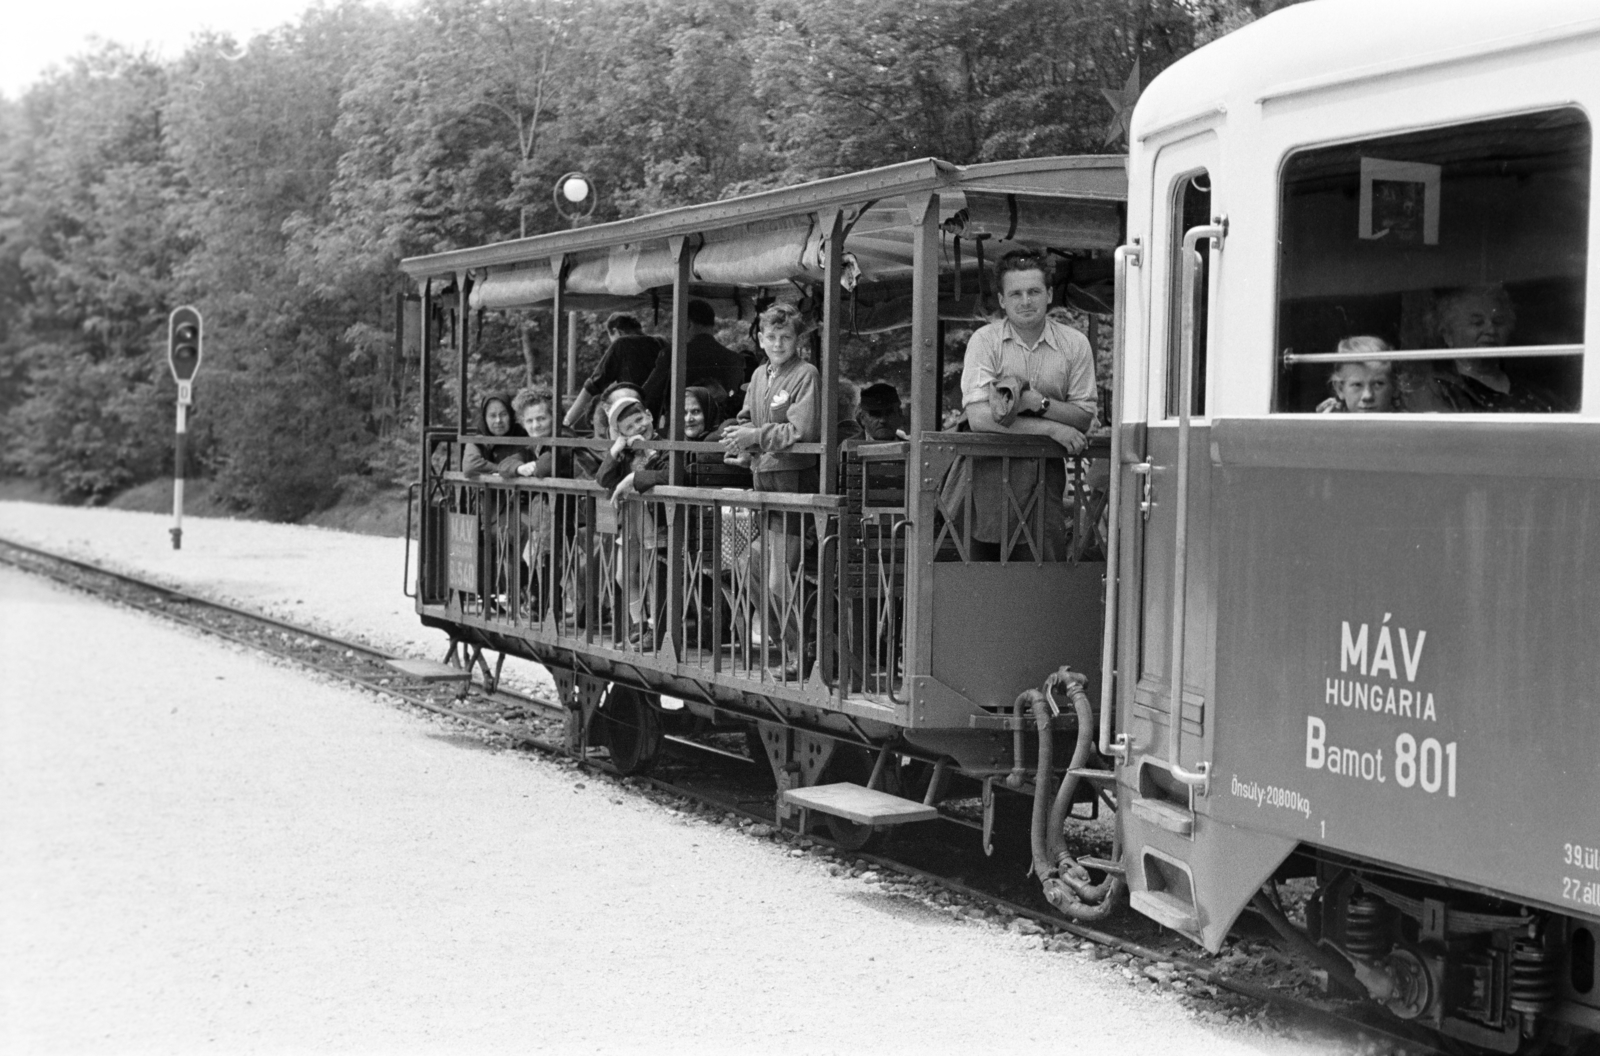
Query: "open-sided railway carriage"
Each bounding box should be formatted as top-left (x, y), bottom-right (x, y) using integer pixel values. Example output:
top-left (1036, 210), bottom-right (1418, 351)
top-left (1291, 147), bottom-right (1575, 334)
top-left (400, 0), bottom-right (1600, 1047)
top-left (400, 156), bottom-right (1128, 861)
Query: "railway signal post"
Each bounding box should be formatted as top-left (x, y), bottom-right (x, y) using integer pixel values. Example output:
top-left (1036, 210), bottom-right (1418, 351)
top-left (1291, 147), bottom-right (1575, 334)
top-left (166, 306), bottom-right (203, 550)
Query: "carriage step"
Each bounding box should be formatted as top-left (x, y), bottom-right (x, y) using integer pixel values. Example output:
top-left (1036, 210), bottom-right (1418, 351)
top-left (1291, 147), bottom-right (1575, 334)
top-left (1129, 795), bottom-right (1195, 836)
top-left (1077, 855), bottom-right (1126, 876)
top-left (1130, 890), bottom-right (1200, 933)
top-left (385, 658), bottom-right (471, 682)
top-left (783, 783), bottom-right (940, 826)
top-left (1067, 767), bottom-right (1119, 786)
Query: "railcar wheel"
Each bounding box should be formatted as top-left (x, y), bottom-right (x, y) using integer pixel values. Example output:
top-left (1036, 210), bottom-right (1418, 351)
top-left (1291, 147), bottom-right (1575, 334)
top-left (601, 686), bottom-right (662, 776)
top-left (822, 746), bottom-right (901, 852)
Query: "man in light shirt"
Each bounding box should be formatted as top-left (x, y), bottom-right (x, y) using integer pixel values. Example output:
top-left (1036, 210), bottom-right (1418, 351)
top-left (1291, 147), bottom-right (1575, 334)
top-left (958, 250), bottom-right (1097, 560)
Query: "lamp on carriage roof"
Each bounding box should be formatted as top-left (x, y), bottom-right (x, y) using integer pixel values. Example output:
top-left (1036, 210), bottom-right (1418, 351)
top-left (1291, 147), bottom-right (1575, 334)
top-left (560, 174), bottom-right (589, 203)
top-left (553, 172), bottom-right (598, 227)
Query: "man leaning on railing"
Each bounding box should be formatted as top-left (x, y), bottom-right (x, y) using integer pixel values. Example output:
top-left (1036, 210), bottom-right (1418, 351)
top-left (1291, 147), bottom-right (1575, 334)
top-left (958, 249), bottom-right (1097, 562)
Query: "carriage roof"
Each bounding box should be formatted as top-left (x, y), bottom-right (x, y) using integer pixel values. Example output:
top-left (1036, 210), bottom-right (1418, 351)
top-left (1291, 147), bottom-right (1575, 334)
top-left (400, 156), bottom-right (1126, 321)
top-left (1134, 0), bottom-right (1600, 145)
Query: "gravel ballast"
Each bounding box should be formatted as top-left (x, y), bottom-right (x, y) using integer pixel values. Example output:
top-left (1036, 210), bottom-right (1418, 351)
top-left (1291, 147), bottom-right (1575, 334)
top-left (0, 503), bottom-right (1336, 1053)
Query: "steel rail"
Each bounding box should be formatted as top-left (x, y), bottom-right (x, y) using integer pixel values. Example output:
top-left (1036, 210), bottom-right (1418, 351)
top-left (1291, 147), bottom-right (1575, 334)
top-left (0, 535), bottom-right (785, 769)
top-left (0, 534), bottom-right (567, 730)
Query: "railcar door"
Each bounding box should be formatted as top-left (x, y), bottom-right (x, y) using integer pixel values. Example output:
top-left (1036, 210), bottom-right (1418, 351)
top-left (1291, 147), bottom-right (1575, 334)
top-left (1130, 133), bottom-right (1220, 797)
top-left (1115, 130), bottom-right (1226, 942)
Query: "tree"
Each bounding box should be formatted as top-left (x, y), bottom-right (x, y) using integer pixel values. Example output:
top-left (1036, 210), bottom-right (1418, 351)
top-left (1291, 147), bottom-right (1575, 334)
top-left (0, 45), bottom-right (180, 500)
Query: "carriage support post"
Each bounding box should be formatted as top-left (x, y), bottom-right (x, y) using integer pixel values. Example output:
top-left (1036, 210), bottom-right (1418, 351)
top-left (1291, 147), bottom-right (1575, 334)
top-left (903, 191), bottom-right (941, 719)
top-left (665, 238), bottom-right (692, 652)
top-left (455, 270), bottom-right (471, 435)
top-left (550, 254), bottom-right (566, 407)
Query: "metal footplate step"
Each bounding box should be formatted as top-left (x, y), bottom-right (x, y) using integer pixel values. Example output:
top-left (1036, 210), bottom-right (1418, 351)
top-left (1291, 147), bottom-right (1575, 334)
top-left (1129, 795), bottom-right (1194, 836)
top-left (385, 658), bottom-right (471, 683)
top-left (1130, 890), bottom-right (1200, 933)
top-left (782, 783), bottom-right (940, 826)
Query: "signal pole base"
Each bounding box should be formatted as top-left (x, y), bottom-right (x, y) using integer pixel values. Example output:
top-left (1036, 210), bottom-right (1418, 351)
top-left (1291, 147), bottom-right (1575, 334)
top-left (170, 527), bottom-right (183, 550)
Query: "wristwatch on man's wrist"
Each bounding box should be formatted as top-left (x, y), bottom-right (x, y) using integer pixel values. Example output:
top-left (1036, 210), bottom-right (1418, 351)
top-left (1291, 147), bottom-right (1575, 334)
top-left (1038, 396), bottom-right (1051, 416)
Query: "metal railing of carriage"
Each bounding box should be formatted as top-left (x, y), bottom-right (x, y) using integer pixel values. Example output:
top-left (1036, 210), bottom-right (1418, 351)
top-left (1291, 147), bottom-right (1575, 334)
top-left (419, 432), bottom-right (1109, 710)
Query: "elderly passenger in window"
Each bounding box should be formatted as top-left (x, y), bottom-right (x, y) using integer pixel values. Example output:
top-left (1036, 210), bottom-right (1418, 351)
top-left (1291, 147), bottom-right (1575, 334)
top-left (1401, 286), bottom-right (1562, 413)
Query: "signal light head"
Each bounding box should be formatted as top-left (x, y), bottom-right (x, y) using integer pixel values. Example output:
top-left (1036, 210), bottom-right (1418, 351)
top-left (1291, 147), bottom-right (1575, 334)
top-left (167, 306), bottom-right (203, 383)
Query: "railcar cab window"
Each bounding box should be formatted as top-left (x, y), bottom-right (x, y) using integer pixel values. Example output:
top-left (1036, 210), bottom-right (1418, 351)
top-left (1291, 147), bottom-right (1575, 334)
top-left (1274, 108), bottom-right (1590, 414)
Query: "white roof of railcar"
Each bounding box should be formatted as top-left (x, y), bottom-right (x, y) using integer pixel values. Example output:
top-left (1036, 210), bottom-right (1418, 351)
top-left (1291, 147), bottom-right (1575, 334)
top-left (1133, 0), bottom-right (1600, 143)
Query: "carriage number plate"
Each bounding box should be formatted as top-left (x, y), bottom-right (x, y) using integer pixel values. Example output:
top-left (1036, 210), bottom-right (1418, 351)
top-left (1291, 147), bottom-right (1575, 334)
top-left (447, 513), bottom-right (478, 593)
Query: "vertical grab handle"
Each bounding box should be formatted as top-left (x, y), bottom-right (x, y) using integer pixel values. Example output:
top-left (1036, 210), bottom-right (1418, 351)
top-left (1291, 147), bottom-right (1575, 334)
top-left (1099, 241), bottom-right (1141, 761)
top-left (1168, 221), bottom-right (1225, 792)
top-left (885, 518), bottom-right (912, 706)
top-left (403, 481), bottom-right (420, 599)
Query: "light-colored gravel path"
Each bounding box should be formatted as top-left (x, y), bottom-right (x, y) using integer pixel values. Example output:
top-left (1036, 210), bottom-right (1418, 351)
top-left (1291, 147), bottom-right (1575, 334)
top-left (0, 503), bottom-right (1341, 1053)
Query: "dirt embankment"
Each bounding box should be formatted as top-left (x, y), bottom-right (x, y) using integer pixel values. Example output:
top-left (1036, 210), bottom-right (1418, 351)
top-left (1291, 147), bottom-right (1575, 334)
top-left (0, 476), bottom-right (410, 539)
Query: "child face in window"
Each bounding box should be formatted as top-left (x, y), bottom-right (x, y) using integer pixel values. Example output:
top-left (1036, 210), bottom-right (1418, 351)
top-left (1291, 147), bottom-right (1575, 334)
top-left (1332, 363), bottom-right (1395, 413)
top-left (683, 394), bottom-right (706, 439)
top-left (485, 399), bottom-right (512, 435)
top-left (617, 408), bottom-right (654, 441)
top-left (760, 321), bottom-right (800, 368)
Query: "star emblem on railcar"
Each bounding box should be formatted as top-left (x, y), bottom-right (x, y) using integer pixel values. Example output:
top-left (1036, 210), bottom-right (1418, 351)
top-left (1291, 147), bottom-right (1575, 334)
top-left (1101, 60), bottom-right (1141, 148)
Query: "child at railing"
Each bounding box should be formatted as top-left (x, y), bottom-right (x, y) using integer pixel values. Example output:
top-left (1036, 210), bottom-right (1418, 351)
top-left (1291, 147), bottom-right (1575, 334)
top-left (505, 386), bottom-right (566, 622)
top-left (598, 396), bottom-right (668, 647)
top-left (461, 392), bottom-right (528, 611)
top-left (719, 303), bottom-right (820, 680)
top-left (603, 386), bottom-right (742, 653)
top-left (462, 393), bottom-right (527, 474)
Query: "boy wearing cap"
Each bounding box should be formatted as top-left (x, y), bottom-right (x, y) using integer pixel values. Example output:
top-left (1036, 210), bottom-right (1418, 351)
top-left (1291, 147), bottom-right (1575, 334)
top-left (597, 396), bottom-right (668, 646)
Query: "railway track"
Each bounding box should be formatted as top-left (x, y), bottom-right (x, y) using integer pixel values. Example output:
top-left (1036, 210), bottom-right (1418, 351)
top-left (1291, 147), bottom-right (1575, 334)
top-left (0, 533), bottom-right (1442, 1055)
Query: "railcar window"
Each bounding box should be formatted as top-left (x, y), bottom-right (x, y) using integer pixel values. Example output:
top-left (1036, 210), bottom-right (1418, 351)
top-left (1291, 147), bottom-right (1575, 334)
top-left (1166, 170), bottom-right (1211, 417)
top-left (1274, 108), bottom-right (1589, 414)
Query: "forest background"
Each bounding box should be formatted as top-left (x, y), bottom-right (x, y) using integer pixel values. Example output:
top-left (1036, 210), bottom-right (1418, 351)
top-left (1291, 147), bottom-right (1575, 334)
top-left (0, 0), bottom-right (1304, 524)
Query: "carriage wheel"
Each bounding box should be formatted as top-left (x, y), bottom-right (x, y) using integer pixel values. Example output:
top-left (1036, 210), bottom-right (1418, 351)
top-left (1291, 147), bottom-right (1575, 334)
top-left (822, 745), bottom-right (901, 852)
top-left (600, 686), bottom-right (663, 776)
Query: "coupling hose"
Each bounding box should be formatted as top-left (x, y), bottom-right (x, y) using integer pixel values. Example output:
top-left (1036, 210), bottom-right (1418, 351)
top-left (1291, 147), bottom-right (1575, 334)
top-left (1027, 668), bottom-right (1125, 921)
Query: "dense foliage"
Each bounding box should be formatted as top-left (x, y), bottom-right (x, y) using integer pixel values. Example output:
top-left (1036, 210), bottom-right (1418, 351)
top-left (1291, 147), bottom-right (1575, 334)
top-left (0, 0), bottom-right (1303, 515)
